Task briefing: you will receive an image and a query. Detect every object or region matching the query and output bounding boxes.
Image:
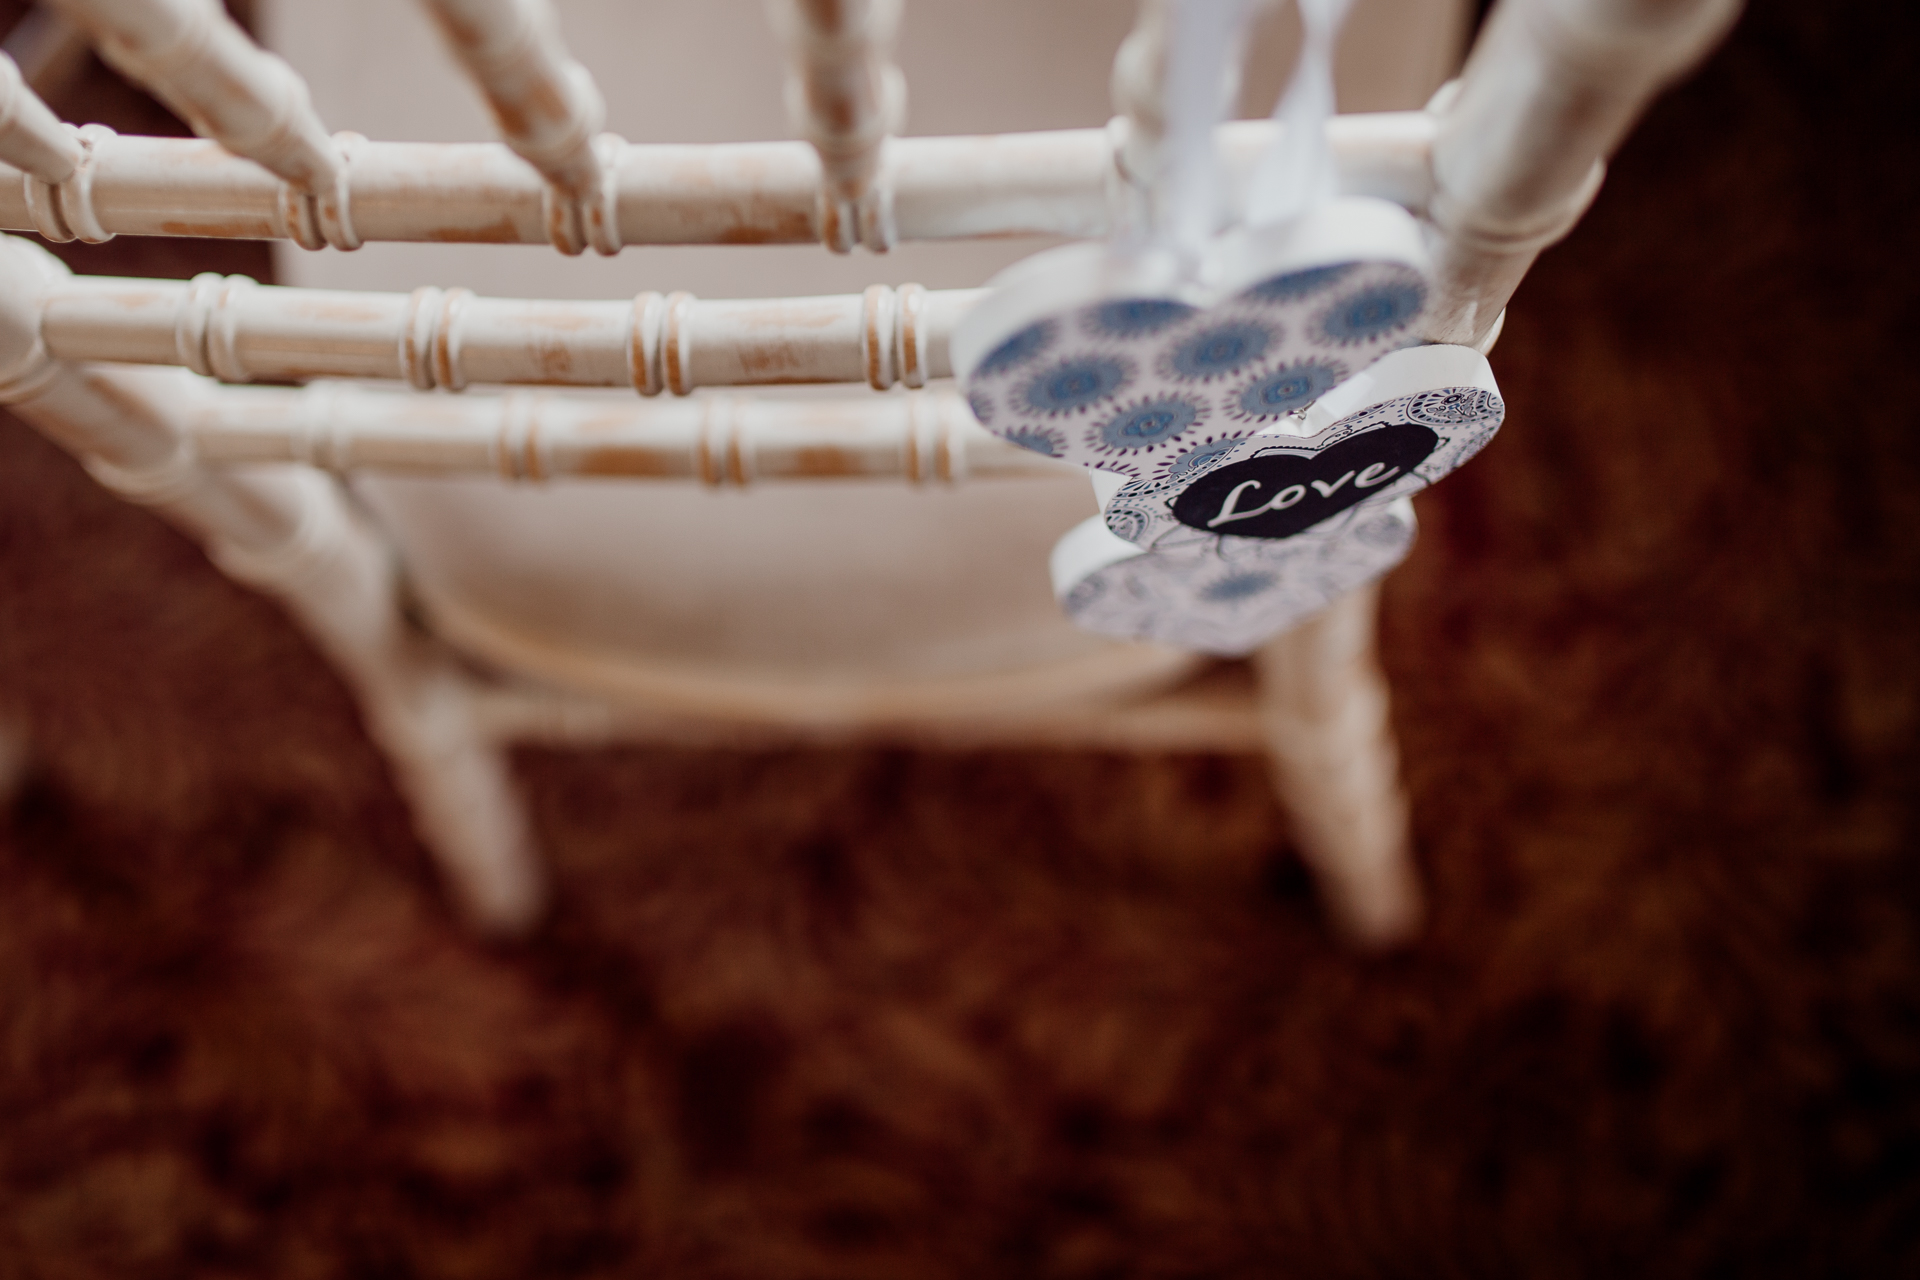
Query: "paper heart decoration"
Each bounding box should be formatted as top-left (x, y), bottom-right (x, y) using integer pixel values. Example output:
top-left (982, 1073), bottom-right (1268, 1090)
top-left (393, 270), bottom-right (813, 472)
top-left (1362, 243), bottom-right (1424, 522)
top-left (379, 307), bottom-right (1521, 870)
top-left (1051, 497), bottom-right (1418, 656)
top-left (1101, 343), bottom-right (1505, 548)
top-left (1042, 343), bottom-right (1500, 655)
top-left (951, 197), bottom-right (1431, 482)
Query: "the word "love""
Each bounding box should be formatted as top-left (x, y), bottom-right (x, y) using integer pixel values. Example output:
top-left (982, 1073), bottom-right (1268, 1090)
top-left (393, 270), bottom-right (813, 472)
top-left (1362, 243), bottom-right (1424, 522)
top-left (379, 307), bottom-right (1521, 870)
top-left (1169, 422), bottom-right (1441, 541)
top-left (1206, 463), bottom-right (1399, 528)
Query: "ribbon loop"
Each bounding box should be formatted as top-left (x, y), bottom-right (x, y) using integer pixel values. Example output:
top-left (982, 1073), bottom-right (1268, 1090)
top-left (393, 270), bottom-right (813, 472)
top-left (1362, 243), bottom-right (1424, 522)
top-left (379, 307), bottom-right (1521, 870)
top-left (1154, 0), bottom-right (1255, 257)
top-left (1246, 0), bottom-right (1354, 228)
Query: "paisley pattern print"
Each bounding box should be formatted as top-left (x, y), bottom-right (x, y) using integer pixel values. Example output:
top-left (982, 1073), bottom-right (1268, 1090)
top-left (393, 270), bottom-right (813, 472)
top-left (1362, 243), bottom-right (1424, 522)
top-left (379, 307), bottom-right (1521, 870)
top-left (1049, 346), bottom-right (1504, 654)
top-left (1058, 499), bottom-right (1418, 656)
top-left (1101, 373), bottom-right (1505, 550)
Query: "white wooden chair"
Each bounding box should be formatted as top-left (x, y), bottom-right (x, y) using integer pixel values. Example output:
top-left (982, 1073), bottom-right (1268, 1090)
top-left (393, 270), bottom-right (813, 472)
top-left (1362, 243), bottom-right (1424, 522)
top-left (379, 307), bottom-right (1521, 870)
top-left (0, 0), bottom-right (1739, 942)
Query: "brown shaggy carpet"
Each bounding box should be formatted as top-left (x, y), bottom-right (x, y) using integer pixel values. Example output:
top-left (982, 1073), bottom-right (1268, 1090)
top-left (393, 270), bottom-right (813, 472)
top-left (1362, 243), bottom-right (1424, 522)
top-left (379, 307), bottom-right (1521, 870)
top-left (2, 2), bottom-right (1917, 1276)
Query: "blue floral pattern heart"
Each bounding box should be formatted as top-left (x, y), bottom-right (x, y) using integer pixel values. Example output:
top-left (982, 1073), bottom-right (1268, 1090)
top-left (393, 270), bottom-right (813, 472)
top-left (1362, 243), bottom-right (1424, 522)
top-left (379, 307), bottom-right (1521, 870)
top-left (1101, 344), bottom-right (1505, 548)
top-left (951, 197), bottom-right (1435, 484)
top-left (963, 257), bottom-right (1427, 481)
top-left (1052, 498), bottom-right (1418, 656)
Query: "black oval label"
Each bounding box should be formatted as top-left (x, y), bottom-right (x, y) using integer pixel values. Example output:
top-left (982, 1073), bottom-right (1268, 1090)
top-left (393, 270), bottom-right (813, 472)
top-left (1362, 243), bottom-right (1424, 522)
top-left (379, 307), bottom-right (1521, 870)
top-left (1170, 423), bottom-right (1439, 540)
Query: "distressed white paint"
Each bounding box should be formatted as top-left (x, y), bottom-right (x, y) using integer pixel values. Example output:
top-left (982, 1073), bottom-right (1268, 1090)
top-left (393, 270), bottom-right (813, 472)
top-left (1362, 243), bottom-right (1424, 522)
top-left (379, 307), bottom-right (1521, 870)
top-left (765, 0), bottom-right (905, 251)
top-left (188, 381), bottom-right (1061, 484)
top-left (418, 0), bottom-right (614, 254)
top-left (0, 117), bottom-right (1438, 255)
top-left (35, 272), bottom-right (981, 391)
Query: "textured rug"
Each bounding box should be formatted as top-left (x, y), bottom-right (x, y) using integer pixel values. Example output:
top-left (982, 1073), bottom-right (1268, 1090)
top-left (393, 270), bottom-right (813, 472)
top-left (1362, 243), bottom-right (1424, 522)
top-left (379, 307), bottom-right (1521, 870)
top-left (1, 2), bottom-right (1916, 1276)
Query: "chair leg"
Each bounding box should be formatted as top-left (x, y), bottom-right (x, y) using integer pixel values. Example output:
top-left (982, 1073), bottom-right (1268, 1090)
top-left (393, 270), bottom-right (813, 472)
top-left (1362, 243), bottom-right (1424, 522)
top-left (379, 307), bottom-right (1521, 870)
top-left (207, 466), bottom-right (548, 933)
top-left (361, 672), bottom-right (545, 933)
top-left (1252, 581), bottom-right (1421, 948)
top-left (9, 356), bottom-right (546, 932)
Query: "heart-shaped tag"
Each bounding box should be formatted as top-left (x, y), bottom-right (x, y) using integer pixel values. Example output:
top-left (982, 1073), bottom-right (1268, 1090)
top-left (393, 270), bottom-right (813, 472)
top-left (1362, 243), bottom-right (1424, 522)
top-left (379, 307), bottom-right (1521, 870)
top-left (952, 197), bottom-right (1430, 482)
top-left (1050, 496), bottom-right (1417, 656)
top-left (1101, 342), bottom-right (1504, 547)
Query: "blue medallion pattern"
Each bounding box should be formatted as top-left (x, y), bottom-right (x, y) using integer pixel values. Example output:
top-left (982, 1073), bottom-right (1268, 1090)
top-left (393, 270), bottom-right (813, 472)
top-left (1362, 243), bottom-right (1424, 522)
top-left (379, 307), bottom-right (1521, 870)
top-left (1244, 262), bottom-right (1356, 302)
top-left (1200, 570), bottom-right (1278, 603)
top-left (976, 319), bottom-right (1056, 377)
top-left (1092, 396), bottom-right (1202, 455)
top-left (1020, 355), bottom-right (1133, 416)
top-left (1235, 361), bottom-right (1346, 420)
top-left (1003, 425), bottom-right (1066, 457)
top-left (961, 260), bottom-right (1435, 479)
top-left (1166, 320), bottom-right (1276, 382)
top-left (1104, 505), bottom-right (1152, 543)
top-left (1164, 434), bottom-right (1245, 481)
top-left (1086, 297), bottom-right (1196, 339)
top-left (1316, 279), bottom-right (1426, 346)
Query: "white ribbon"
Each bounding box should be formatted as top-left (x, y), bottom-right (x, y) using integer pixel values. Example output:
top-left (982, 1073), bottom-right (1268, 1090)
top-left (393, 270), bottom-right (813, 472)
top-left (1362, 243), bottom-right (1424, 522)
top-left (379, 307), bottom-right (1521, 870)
top-left (1245, 0), bottom-right (1353, 227)
top-left (1156, 0), bottom-right (1255, 257)
top-left (1151, 0), bottom-right (1355, 254)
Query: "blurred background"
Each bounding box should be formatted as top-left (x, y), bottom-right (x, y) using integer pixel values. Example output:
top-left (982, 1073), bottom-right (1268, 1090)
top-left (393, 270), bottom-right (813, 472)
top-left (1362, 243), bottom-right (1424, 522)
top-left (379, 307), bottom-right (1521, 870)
top-left (0, 0), bottom-right (1916, 1275)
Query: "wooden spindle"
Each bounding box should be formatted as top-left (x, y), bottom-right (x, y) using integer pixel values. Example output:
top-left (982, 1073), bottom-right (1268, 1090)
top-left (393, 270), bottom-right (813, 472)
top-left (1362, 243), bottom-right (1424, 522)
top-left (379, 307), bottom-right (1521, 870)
top-left (418, 0), bottom-right (619, 255)
top-left (1254, 583), bottom-right (1419, 946)
top-left (766, 0), bottom-right (906, 252)
top-left (46, 0), bottom-right (351, 248)
top-left (0, 49), bottom-right (82, 184)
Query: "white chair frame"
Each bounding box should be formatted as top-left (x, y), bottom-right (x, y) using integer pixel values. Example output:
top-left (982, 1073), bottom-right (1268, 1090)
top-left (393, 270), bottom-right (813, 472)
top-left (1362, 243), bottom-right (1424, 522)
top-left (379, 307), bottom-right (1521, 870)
top-left (0, 0), bottom-right (1740, 942)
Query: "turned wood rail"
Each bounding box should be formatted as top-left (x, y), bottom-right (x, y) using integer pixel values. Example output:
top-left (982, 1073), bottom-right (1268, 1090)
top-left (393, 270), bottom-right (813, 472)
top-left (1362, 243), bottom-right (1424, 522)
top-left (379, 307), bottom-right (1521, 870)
top-left (0, 116), bottom-right (1437, 248)
top-left (187, 379), bottom-right (1060, 484)
top-left (36, 273), bottom-right (980, 391)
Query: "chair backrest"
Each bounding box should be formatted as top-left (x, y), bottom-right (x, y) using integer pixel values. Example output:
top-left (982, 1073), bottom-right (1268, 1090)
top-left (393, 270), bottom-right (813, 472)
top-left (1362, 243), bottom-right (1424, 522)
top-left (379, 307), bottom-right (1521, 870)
top-left (0, 0), bottom-right (1746, 938)
top-left (259, 0), bottom-right (1469, 721)
top-left (0, 0), bottom-right (1740, 726)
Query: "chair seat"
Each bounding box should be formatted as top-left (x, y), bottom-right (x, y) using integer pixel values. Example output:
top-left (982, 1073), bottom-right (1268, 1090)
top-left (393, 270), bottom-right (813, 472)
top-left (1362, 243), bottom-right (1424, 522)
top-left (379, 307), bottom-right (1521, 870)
top-left (359, 469), bottom-right (1200, 728)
